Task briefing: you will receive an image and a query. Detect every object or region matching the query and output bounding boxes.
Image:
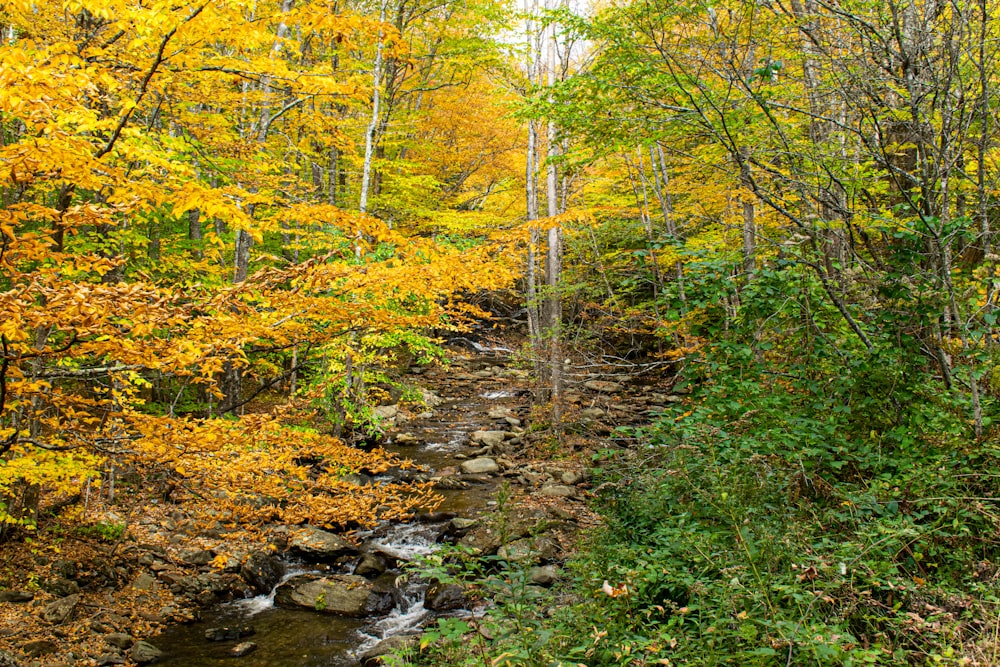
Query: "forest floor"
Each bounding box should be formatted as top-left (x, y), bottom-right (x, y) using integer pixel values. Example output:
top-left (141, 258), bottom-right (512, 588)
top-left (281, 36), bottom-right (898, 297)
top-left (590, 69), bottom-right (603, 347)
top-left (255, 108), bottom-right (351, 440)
top-left (0, 332), bottom-right (673, 666)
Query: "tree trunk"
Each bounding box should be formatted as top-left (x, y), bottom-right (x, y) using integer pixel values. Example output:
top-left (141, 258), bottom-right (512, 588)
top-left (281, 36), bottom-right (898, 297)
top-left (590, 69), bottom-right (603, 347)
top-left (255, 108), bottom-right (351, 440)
top-left (360, 0), bottom-right (387, 214)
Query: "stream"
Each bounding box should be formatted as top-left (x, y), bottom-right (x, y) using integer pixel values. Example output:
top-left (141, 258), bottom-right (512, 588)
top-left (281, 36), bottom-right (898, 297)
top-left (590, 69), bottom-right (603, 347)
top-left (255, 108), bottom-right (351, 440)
top-left (153, 355), bottom-right (521, 665)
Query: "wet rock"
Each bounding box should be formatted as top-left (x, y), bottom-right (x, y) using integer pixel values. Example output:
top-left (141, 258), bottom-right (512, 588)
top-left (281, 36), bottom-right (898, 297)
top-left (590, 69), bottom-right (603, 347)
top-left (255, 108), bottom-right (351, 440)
top-left (471, 430), bottom-right (506, 448)
top-left (231, 642), bottom-right (258, 657)
top-left (460, 457), bottom-right (499, 474)
top-left (414, 511), bottom-right (456, 523)
top-left (0, 591), bottom-right (33, 603)
top-left (540, 484), bottom-right (576, 498)
top-left (420, 388), bottom-right (446, 408)
top-left (129, 641), bottom-right (162, 663)
top-left (528, 565), bottom-right (561, 586)
top-left (583, 380), bottom-right (622, 393)
top-left (274, 574), bottom-right (393, 617)
top-left (43, 578), bottom-right (79, 597)
top-left (132, 572), bottom-right (156, 591)
top-left (447, 517), bottom-right (479, 536)
top-left (205, 626), bottom-right (255, 642)
top-left (41, 593), bottom-right (79, 624)
top-left (354, 552), bottom-right (388, 579)
top-left (179, 548), bottom-right (215, 566)
top-left (358, 635), bottom-right (419, 667)
top-left (240, 552), bottom-right (284, 595)
top-left (104, 633), bottom-right (133, 650)
top-left (424, 582), bottom-right (467, 611)
top-left (287, 526), bottom-right (359, 562)
top-left (394, 432), bottom-right (421, 446)
top-left (435, 476), bottom-right (469, 490)
top-left (21, 640), bottom-right (57, 657)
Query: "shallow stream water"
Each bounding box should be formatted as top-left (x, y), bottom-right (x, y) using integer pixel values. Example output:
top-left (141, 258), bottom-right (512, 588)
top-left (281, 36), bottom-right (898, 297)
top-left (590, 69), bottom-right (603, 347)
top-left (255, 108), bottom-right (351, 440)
top-left (154, 368), bottom-right (517, 665)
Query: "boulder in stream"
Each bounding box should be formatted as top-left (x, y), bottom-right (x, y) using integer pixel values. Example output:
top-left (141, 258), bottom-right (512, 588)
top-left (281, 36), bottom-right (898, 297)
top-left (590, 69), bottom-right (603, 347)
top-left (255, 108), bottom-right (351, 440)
top-left (354, 552), bottom-right (388, 578)
top-left (287, 526), bottom-right (359, 562)
top-left (460, 457), bottom-right (499, 474)
top-left (274, 574), bottom-right (394, 617)
top-left (470, 430), bottom-right (507, 448)
top-left (240, 551), bottom-right (285, 594)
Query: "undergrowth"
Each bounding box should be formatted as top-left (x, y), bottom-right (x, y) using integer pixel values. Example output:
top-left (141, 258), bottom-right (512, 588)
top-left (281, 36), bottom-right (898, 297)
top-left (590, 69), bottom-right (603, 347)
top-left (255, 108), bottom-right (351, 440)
top-left (402, 340), bottom-right (1000, 666)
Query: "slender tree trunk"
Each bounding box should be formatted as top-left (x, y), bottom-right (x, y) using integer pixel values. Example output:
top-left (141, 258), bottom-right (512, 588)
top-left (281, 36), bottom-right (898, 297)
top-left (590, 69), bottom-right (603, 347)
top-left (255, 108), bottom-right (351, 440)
top-left (524, 0), bottom-right (542, 383)
top-left (360, 0), bottom-right (386, 214)
top-left (543, 16), bottom-right (563, 429)
top-left (651, 143), bottom-right (686, 306)
top-left (739, 146), bottom-right (756, 278)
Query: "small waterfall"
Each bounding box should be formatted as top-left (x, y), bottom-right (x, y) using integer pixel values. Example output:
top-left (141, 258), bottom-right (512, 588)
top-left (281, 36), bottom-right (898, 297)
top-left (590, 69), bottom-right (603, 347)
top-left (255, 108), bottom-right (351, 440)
top-left (227, 566), bottom-right (317, 616)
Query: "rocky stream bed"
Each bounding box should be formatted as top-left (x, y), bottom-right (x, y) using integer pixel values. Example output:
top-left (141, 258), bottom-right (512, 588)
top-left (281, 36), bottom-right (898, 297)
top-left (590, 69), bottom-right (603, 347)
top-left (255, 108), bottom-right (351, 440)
top-left (0, 341), bottom-right (675, 666)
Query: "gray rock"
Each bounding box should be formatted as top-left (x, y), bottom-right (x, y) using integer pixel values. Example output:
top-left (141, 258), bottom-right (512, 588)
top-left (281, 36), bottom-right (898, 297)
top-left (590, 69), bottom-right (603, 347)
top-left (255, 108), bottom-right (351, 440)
top-left (21, 640), bottom-right (57, 657)
top-left (230, 642), bottom-right (258, 657)
top-left (435, 476), bottom-right (469, 490)
top-left (95, 653), bottom-right (125, 666)
top-left (43, 578), bottom-right (79, 597)
top-left (424, 582), bottom-right (467, 611)
top-left (354, 552), bottom-right (388, 578)
top-left (540, 484), bottom-right (576, 498)
top-left (274, 574), bottom-right (393, 617)
top-left (104, 633), bottom-right (133, 649)
top-left (394, 432), bottom-right (421, 446)
top-left (447, 518), bottom-right (478, 537)
top-left (132, 572), bottom-right (156, 591)
top-left (287, 526), bottom-right (359, 561)
top-left (560, 471), bottom-right (584, 485)
top-left (358, 635), bottom-right (419, 667)
top-left (129, 641), bottom-right (162, 664)
top-left (0, 649), bottom-right (19, 667)
top-left (41, 593), bottom-right (79, 624)
top-left (470, 430), bottom-right (507, 448)
top-left (504, 416), bottom-right (521, 427)
top-left (179, 548), bottom-right (215, 566)
top-left (487, 407), bottom-right (512, 419)
top-left (583, 380), bottom-right (622, 393)
top-left (498, 536), bottom-right (559, 564)
top-left (528, 565), bottom-right (561, 586)
top-left (420, 389), bottom-right (445, 408)
top-left (240, 552), bottom-right (284, 595)
top-left (579, 408), bottom-right (605, 419)
top-left (0, 591), bottom-right (33, 603)
top-left (460, 457), bottom-right (499, 474)
top-left (372, 405), bottom-right (399, 420)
